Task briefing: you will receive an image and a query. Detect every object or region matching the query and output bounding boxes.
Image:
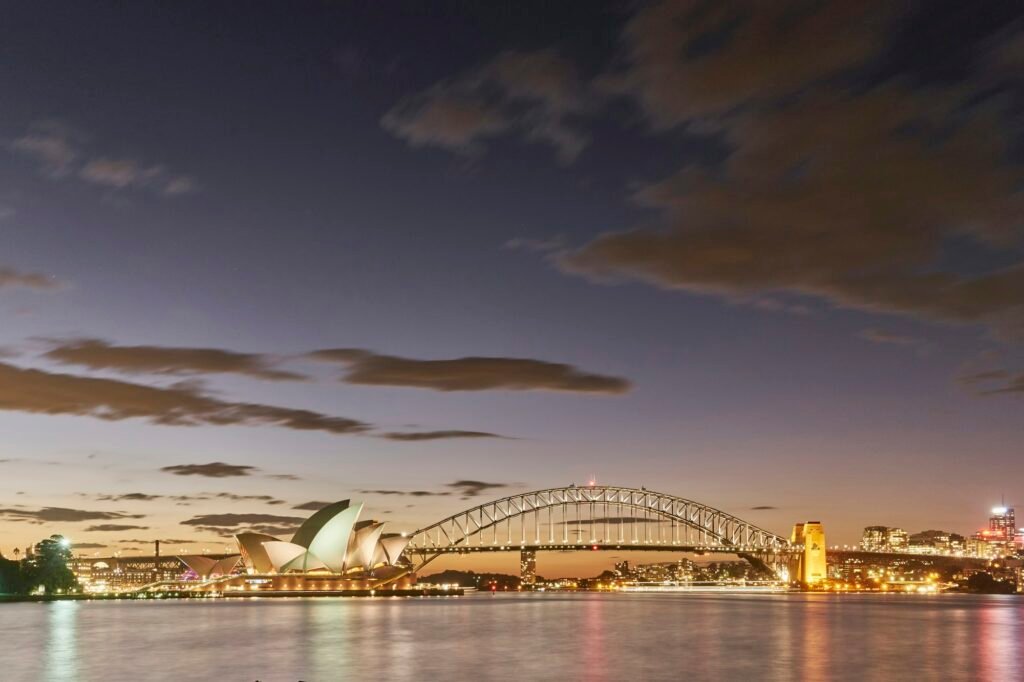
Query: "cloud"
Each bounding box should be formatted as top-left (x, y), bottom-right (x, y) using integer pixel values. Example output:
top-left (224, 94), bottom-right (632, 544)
top-left (292, 501), bottom-right (333, 510)
top-left (103, 490), bottom-right (284, 504)
top-left (749, 506), bottom-right (777, 511)
top-left (447, 480), bottom-right (508, 498)
top-left (858, 329), bottom-right (921, 346)
top-left (95, 493), bottom-right (163, 502)
top-left (0, 361), bottom-right (372, 436)
top-left (9, 120), bottom-right (194, 196)
top-left (0, 267), bottom-right (62, 291)
top-left (310, 349), bottom-right (630, 394)
top-left (266, 473), bottom-right (301, 481)
top-left (600, 0), bottom-right (895, 128)
top-left (357, 489), bottom-right (451, 497)
top-left (180, 512), bottom-right (305, 537)
top-left (558, 83), bottom-right (1024, 338)
top-left (380, 430), bottom-right (504, 441)
top-left (213, 493), bottom-right (284, 504)
top-left (43, 339), bottom-right (305, 381)
top-left (84, 524), bottom-right (149, 532)
top-left (383, 49), bottom-right (593, 162)
top-left (961, 369), bottom-right (1024, 395)
top-left (9, 120), bottom-right (81, 176)
top-left (0, 507), bottom-right (144, 523)
top-left (72, 542), bottom-right (108, 549)
top-left (161, 462), bottom-right (257, 478)
top-left (79, 159), bottom-right (194, 196)
top-left (383, 87), bottom-right (509, 155)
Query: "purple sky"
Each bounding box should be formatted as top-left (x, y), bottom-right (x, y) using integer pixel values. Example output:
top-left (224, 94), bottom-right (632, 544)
top-left (1, 1), bottom-right (1023, 573)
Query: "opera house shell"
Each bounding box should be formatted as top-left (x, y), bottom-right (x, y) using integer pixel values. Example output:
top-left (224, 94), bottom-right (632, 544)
top-left (235, 500), bottom-right (410, 577)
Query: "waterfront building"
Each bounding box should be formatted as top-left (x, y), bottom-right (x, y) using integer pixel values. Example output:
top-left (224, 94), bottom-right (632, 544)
top-left (73, 500), bottom-right (414, 593)
top-left (861, 526), bottom-right (910, 553)
top-left (72, 553), bottom-right (236, 592)
top-left (861, 526), bottom-right (888, 552)
top-left (520, 549), bottom-right (537, 585)
top-left (791, 522), bottom-right (827, 585)
top-left (971, 506), bottom-right (1017, 557)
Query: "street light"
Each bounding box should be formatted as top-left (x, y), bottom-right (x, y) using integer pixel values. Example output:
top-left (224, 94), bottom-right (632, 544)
top-left (59, 537), bottom-right (72, 549)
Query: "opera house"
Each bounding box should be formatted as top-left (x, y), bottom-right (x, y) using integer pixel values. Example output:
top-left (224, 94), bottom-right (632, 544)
top-left (178, 500), bottom-right (419, 594)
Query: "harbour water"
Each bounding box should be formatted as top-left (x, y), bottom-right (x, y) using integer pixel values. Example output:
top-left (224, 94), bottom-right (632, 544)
top-left (1, 592), bottom-right (1021, 681)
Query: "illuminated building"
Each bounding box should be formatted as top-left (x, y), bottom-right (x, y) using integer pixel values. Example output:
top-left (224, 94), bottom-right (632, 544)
top-left (971, 506), bottom-right (1017, 558)
top-left (790, 522), bottom-right (827, 585)
top-left (520, 549), bottom-right (537, 585)
top-left (988, 506), bottom-right (1016, 548)
top-left (72, 554), bottom-right (236, 592)
top-left (861, 526), bottom-right (888, 552)
top-left (861, 526), bottom-right (909, 553)
top-left (907, 530), bottom-right (966, 555)
top-left (75, 500), bottom-right (415, 593)
top-left (234, 500), bottom-right (410, 578)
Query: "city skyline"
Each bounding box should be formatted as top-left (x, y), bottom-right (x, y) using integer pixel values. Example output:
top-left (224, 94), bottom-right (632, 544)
top-left (3, 1), bottom-right (1024, 572)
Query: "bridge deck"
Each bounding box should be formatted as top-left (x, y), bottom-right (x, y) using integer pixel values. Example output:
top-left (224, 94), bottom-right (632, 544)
top-left (409, 543), bottom-right (791, 555)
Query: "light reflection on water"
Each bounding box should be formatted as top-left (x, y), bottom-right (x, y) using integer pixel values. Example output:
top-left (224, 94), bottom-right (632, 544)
top-left (0, 593), bottom-right (1021, 681)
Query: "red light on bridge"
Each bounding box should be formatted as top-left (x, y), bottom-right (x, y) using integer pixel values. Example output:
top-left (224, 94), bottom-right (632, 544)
top-left (591, 544), bottom-right (599, 551)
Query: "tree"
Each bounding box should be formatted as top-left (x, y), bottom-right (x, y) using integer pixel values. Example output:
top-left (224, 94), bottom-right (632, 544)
top-left (24, 535), bottom-right (78, 595)
top-left (965, 572), bottom-right (1015, 595)
top-left (0, 555), bottom-right (28, 594)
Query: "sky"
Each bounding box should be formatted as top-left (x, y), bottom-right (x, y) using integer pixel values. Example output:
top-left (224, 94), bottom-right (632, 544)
top-left (1, 1), bottom-right (1023, 576)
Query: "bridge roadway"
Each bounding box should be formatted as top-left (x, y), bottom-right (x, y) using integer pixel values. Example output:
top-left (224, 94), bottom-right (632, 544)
top-left (408, 542), bottom-right (778, 556)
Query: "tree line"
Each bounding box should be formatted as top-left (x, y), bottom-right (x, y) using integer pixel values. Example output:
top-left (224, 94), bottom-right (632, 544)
top-left (0, 535), bottom-right (79, 595)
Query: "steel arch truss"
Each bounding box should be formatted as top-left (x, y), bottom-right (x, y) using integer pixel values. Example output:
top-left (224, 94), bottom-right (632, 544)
top-left (402, 486), bottom-right (789, 569)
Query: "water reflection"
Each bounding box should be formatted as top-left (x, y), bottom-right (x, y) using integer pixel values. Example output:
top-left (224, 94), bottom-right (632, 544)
top-left (45, 601), bottom-right (80, 682)
top-left (0, 593), bottom-right (1019, 681)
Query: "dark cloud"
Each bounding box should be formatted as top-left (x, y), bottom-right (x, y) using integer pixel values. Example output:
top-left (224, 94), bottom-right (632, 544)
top-left (84, 524), bottom-right (149, 532)
top-left (212, 493), bottom-right (285, 505)
top-left (859, 329), bottom-right (921, 346)
top-left (962, 369), bottom-right (1024, 395)
top-left (71, 542), bottom-right (108, 549)
top-left (0, 507), bottom-right (144, 523)
top-left (447, 480), bottom-right (508, 498)
top-left (43, 338), bottom-right (305, 381)
top-left (310, 349), bottom-right (630, 394)
top-left (292, 501), bottom-right (333, 510)
top-left (0, 361), bottom-right (372, 435)
top-left (180, 512), bottom-right (305, 537)
top-left (0, 267), bottom-right (62, 291)
top-left (382, 49), bottom-right (592, 163)
top-left (559, 85), bottom-right (1024, 338)
top-left (96, 493), bottom-right (163, 502)
top-left (440, 2), bottom-right (1016, 339)
top-left (121, 490), bottom-right (284, 504)
top-left (599, 0), bottom-right (894, 128)
top-left (358, 489), bottom-right (451, 497)
top-left (266, 473), bottom-right (301, 481)
top-left (0, 360), bottom-right (488, 441)
top-left (161, 462), bottom-right (257, 478)
top-left (381, 430), bottom-right (504, 442)
top-left (180, 513), bottom-right (305, 528)
top-left (750, 506), bottom-right (777, 511)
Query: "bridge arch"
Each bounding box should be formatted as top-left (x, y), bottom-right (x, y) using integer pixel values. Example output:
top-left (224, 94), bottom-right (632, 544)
top-left (400, 485), bottom-right (789, 571)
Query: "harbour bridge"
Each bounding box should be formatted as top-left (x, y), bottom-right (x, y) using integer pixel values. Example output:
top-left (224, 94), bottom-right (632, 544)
top-left (395, 484), bottom-right (799, 582)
